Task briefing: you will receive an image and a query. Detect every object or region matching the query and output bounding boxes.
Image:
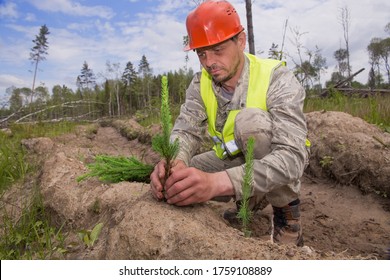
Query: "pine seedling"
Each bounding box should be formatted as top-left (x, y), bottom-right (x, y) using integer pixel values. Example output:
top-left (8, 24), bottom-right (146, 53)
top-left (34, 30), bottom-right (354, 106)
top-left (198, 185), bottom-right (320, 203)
top-left (77, 155), bottom-right (154, 183)
top-left (152, 76), bottom-right (180, 184)
top-left (77, 76), bottom-right (178, 189)
top-left (237, 136), bottom-right (255, 237)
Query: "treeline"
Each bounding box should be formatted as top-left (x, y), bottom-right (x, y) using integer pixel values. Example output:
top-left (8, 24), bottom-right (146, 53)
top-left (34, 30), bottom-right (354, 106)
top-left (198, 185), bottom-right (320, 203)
top-left (0, 56), bottom-right (194, 125)
top-left (1, 19), bottom-right (390, 125)
top-left (0, 24), bottom-right (194, 125)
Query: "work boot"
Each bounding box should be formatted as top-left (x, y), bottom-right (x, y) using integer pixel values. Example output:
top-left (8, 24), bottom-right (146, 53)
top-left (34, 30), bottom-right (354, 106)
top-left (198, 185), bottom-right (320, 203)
top-left (223, 197), bottom-right (269, 225)
top-left (272, 199), bottom-right (303, 246)
top-left (223, 201), bottom-right (242, 226)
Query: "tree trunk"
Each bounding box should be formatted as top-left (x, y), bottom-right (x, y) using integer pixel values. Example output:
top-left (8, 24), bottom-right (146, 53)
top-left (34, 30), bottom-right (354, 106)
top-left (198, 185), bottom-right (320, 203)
top-left (245, 0), bottom-right (255, 55)
top-left (115, 83), bottom-right (121, 116)
top-left (31, 60), bottom-right (39, 104)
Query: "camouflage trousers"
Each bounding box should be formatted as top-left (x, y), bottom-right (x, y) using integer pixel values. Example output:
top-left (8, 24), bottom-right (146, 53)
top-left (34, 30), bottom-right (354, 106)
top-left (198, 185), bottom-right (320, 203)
top-left (189, 108), bottom-right (302, 208)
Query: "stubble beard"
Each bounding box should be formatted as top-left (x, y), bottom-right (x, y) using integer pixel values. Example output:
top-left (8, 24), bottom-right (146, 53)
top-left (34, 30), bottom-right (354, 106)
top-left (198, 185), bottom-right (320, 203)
top-left (209, 57), bottom-right (241, 85)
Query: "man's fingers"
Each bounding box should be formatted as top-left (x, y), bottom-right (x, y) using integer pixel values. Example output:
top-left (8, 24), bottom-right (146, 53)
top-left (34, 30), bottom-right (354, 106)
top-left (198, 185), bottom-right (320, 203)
top-left (150, 161), bottom-right (167, 201)
top-left (166, 185), bottom-right (195, 205)
top-left (157, 161), bottom-right (167, 179)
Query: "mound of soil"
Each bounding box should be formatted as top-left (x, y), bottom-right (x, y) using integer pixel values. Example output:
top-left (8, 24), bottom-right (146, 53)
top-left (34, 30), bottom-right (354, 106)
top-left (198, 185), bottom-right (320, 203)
top-left (306, 111), bottom-right (390, 196)
top-left (3, 111), bottom-right (390, 260)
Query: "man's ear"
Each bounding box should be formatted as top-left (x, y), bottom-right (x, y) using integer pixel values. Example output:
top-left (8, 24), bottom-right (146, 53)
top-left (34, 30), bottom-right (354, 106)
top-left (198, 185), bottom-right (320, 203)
top-left (238, 32), bottom-right (247, 51)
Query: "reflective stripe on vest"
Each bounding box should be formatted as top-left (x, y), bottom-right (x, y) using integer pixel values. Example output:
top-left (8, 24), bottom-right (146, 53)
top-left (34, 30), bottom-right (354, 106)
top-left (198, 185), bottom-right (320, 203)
top-left (200, 53), bottom-right (284, 159)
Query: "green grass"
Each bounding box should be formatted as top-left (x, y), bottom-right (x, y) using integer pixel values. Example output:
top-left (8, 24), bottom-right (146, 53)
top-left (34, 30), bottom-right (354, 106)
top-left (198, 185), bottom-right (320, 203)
top-left (10, 121), bottom-right (80, 139)
top-left (0, 133), bottom-right (29, 193)
top-left (304, 91), bottom-right (390, 131)
top-left (0, 121), bottom-right (79, 193)
top-left (0, 121), bottom-right (79, 259)
top-left (0, 186), bottom-right (67, 259)
top-left (137, 104), bottom-right (181, 128)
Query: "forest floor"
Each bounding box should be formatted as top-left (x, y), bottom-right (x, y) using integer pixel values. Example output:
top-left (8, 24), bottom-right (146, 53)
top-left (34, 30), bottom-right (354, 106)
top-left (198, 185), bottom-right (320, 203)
top-left (1, 111), bottom-right (390, 260)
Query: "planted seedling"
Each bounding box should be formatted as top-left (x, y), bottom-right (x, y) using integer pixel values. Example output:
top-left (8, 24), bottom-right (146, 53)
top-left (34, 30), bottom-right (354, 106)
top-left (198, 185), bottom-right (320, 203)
top-left (237, 136), bottom-right (255, 237)
top-left (77, 76), bottom-right (179, 198)
top-left (151, 76), bottom-right (179, 192)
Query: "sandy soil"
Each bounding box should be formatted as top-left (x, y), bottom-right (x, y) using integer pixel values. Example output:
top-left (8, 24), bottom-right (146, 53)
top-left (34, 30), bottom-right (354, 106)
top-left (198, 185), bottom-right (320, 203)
top-left (2, 111), bottom-right (389, 260)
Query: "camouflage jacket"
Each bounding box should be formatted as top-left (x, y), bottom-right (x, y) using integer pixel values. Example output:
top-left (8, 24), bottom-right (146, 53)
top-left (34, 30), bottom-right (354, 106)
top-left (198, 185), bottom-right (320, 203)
top-left (170, 55), bottom-right (309, 201)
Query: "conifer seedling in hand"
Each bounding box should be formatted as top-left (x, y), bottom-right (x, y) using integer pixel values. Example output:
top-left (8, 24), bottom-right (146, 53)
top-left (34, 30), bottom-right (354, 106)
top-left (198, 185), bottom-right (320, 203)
top-left (151, 76), bottom-right (179, 194)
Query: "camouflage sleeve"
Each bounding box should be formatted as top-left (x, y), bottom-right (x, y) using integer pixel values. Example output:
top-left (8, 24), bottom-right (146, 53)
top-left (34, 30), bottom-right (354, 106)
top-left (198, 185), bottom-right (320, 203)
top-left (170, 73), bottom-right (208, 166)
top-left (226, 66), bottom-right (309, 204)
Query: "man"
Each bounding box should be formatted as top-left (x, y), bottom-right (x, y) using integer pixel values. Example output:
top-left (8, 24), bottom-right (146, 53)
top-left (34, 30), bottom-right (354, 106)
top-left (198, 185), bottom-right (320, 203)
top-left (150, 0), bottom-right (309, 246)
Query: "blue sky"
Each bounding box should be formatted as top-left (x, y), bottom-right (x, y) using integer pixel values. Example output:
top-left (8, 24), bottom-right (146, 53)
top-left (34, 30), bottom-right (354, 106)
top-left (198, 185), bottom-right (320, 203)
top-left (0, 0), bottom-right (389, 105)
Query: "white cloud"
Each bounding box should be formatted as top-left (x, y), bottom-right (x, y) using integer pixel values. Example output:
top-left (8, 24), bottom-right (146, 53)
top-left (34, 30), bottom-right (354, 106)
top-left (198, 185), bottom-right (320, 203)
top-left (25, 13), bottom-right (37, 22)
top-left (117, 23), bottom-right (141, 36)
top-left (0, 2), bottom-right (19, 19)
top-left (0, 74), bottom-right (28, 88)
top-left (94, 20), bottom-right (115, 34)
top-left (0, 23), bottom-right (47, 67)
top-left (27, 0), bottom-right (115, 19)
top-left (157, 0), bottom-right (192, 14)
top-left (0, 70), bottom-right (32, 103)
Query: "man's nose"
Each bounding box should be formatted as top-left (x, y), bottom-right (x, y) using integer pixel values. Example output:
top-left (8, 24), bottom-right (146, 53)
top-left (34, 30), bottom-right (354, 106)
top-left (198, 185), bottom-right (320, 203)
top-left (204, 52), bottom-right (216, 68)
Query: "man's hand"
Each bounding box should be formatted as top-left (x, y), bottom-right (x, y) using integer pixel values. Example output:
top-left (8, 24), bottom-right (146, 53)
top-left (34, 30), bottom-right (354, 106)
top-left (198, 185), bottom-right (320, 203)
top-left (164, 167), bottom-right (234, 206)
top-left (149, 160), bottom-right (186, 201)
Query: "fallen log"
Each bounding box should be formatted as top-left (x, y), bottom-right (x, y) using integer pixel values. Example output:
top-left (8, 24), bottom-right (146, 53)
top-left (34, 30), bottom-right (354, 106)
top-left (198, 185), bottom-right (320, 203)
top-left (321, 68), bottom-right (365, 97)
top-left (330, 88), bottom-right (390, 97)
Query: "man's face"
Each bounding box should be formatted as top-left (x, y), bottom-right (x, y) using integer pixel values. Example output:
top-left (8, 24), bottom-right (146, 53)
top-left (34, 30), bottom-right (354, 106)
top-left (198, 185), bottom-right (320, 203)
top-left (196, 32), bottom-right (246, 84)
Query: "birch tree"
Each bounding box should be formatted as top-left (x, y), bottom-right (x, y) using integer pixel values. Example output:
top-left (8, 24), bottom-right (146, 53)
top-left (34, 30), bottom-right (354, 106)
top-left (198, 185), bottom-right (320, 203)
top-left (339, 6), bottom-right (352, 79)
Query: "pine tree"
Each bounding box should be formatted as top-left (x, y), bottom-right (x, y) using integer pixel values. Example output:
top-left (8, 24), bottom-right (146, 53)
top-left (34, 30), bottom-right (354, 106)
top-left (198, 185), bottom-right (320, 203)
top-left (138, 55), bottom-right (152, 78)
top-left (138, 55), bottom-right (153, 109)
top-left (29, 24), bottom-right (50, 104)
top-left (77, 61), bottom-right (96, 91)
top-left (122, 61), bottom-right (137, 86)
top-left (122, 61), bottom-right (138, 112)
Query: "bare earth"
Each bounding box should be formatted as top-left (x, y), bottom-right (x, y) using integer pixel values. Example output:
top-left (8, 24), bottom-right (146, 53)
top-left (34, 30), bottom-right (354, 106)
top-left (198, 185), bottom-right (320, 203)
top-left (2, 111), bottom-right (390, 260)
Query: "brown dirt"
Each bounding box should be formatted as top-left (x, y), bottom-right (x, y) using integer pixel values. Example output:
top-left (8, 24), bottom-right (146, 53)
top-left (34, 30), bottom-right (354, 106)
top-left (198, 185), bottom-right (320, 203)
top-left (2, 111), bottom-right (390, 260)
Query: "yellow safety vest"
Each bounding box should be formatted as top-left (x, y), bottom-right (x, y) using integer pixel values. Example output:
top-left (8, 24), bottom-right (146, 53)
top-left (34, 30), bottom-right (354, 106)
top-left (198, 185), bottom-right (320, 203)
top-left (200, 53), bottom-right (284, 159)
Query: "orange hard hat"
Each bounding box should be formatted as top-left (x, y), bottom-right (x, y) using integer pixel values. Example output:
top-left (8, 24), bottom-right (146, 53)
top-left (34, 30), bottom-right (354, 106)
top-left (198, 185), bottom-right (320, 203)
top-left (184, 0), bottom-right (244, 51)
